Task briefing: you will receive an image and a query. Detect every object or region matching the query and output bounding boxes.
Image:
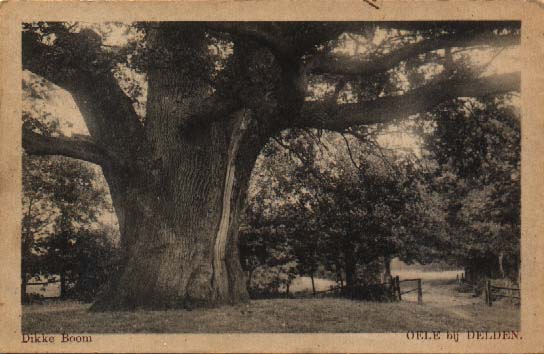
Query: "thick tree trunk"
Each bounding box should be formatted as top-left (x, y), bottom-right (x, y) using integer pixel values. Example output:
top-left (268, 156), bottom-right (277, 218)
top-left (92, 110), bottom-right (263, 310)
top-left (91, 26), bottom-right (265, 311)
top-left (92, 119), bottom-right (259, 310)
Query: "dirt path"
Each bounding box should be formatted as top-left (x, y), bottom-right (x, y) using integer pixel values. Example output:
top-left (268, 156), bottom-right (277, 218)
top-left (401, 280), bottom-right (477, 306)
top-left (400, 279), bottom-right (480, 321)
top-left (396, 274), bottom-right (519, 328)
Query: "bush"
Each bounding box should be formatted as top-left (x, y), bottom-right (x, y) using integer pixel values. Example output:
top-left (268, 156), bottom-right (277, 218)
top-left (22, 292), bottom-right (45, 305)
top-left (345, 284), bottom-right (395, 302)
top-left (28, 228), bottom-right (121, 303)
top-left (455, 283), bottom-right (474, 294)
top-left (67, 245), bottom-right (121, 302)
top-left (247, 263), bottom-right (297, 298)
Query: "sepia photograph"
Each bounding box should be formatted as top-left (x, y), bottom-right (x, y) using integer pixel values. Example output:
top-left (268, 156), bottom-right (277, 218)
top-left (19, 20), bottom-right (522, 334)
top-left (2, 1), bottom-right (544, 352)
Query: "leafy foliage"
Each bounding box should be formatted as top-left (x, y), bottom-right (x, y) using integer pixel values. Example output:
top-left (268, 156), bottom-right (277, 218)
top-left (22, 70), bottom-right (120, 301)
top-left (22, 153), bottom-right (120, 301)
top-left (419, 96), bottom-right (520, 281)
top-left (21, 21), bottom-right (521, 306)
top-left (240, 130), bottom-right (450, 293)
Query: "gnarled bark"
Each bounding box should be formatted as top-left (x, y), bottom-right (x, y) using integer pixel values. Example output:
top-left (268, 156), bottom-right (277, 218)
top-left (90, 26), bottom-right (264, 310)
top-left (91, 114), bottom-right (262, 310)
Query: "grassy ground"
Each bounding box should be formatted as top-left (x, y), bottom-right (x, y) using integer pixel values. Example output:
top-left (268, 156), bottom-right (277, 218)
top-left (22, 279), bottom-right (519, 333)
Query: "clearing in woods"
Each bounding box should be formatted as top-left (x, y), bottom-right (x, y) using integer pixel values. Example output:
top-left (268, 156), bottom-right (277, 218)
top-left (22, 272), bottom-right (519, 333)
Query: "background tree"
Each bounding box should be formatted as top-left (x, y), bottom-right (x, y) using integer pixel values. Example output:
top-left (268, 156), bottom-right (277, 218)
top-left (22, 70), bottom-right (119, 301)
top-left (239, 204), bottom-right (298, 296)
top-left (241, 130), bottom-right (450, 295)
top-left (419, 96), bottom-right (520, 282)
top-left (22, 153), bottom-right (119, 300)
top-left (22, 153), bottom-right (120, 301)
top-left (22, 21), bottom-right (520, 310)
top-left (22, 154), bottom-right (56, 299)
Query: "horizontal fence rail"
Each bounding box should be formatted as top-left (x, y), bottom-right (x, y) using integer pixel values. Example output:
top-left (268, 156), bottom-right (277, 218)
top-left (26, 279), bottom-right (60, 286)
top-left (485, 279), bottom-right (520, 306)
top-left (394, 276), bottom-right (423, 304)
top-left (400, 288), bottom-right (419, 295)
top-left (303, 276), bottom-right (423, 305)
top-left (399, 278), bottom-right (420, 283)
top-left (491, 285), bottom-right (520, 291)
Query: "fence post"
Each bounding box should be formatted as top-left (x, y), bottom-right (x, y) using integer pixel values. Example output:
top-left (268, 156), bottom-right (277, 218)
top-left (395, 276), bottom-right (401, 301)
top-left (417, 279), bottom-right (423, 305)
top-left (386, 275), bottom-right (393, 301)
top-left (485, 279), bottom-right (492, 306)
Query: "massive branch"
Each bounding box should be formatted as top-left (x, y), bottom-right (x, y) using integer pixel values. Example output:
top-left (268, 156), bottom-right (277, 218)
top-left (204, 22), bottom-right (295, 65)
top-left (23, 130), bottom-right (115, 167)
top-left (311, 31), bottom-right (519, 77)
top-left (299, 72), bottom-right (520, 131)
top-left (22, 29), bottom-right (144, 157)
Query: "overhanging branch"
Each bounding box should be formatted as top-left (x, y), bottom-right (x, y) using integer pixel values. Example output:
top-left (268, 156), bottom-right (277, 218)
top-left (299, 72), bottom-right (520, 131)
top-left (310, 31), bottom-right (519, 77)
top-left (204, 22), bottom-right (293, 63)
top-left (23, 29), bottom-right (145, 156)
top-left (23, 130), bottom-right (114, 167)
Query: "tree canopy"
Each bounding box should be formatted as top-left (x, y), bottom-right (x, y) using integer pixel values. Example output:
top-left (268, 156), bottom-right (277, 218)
top-left (23, 21), bottom-right (520, 166)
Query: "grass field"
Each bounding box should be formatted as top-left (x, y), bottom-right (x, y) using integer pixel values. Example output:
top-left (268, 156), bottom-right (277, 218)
top-left (22, 279), bottom-right (519, 333)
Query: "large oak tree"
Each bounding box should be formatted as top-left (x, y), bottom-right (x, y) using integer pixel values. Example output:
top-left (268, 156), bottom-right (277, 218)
top-left (22, 21), bottom-right (520, 310)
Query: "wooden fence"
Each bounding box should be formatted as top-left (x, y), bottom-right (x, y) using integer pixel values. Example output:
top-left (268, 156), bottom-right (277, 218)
top-left (396, 276), bottom-right (423, 304)
top-left (456, 272), bottom-right (465, 284)
top-left (457, 273), bottom-right (520, 306)
top-left (484, 279), bottom-right (520, 306)
top-left (26, 279), bottom-right (60, 286)
top-left (307, 276), bottom-right (423, 304)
